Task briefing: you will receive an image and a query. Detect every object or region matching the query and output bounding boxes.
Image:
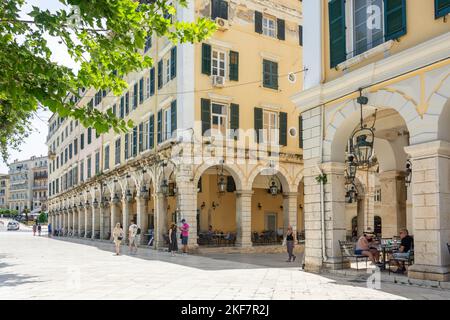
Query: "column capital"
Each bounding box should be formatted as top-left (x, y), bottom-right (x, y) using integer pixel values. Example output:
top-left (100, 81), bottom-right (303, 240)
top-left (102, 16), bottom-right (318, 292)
top-left (405, 140), bottom-right (450, 159)
top-left (321, 162), bottom-right (346, 174)
top-left (235, 190), bottom-right (254, 197)
top-left (283, 192), bottom-right (299, 198)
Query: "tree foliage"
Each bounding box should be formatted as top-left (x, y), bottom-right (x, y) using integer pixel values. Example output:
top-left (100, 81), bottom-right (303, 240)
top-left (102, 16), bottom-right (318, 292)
top-left (0, 0), bottom-right (216, 162)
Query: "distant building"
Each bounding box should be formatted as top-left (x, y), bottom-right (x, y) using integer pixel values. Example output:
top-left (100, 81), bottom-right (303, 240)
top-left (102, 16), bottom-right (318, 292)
top-left (8, 156), bottom-right (48, 215)
top-left (0, 174), bottom-right (9, 209)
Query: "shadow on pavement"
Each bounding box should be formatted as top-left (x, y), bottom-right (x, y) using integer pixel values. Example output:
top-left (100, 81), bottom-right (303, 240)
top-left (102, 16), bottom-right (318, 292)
top-left (52, 237), bottom-right (304, 271)
top-left (0, 254), bottom-right (43, 288)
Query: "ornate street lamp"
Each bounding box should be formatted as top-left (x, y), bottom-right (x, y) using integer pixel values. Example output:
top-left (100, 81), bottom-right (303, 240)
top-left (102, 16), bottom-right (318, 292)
top-left (217, 161), bottom-right (226, 194)
top-left (140, 185), bottom-right (149, 199)
top-left (93, 198), bottom-right (99, 208)
top-left (112, 193), bottom-right (120, 204)
top-left (405, 160), bottom-right (412, 186)
top-left (126, 189), bottom-right (133, 202)
top-left (345, 184), bottom-right (358, 204)
top-left (345, 155), bottom-right (357, 185)
top-left (160, 179), bottom-right (169, 196)
top-left (348, 90), bottom-right (377, 168)
top-left (269, 177), bottom-right (279, 196)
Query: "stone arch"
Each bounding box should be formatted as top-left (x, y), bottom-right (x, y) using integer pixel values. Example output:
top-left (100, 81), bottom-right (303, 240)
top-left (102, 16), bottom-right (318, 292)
top-left (324, 90), bottom-right (418, 163)
top-left (193, 162), bottom-right (244, 191)
top-left (247, 164), bottom-right (294, 193)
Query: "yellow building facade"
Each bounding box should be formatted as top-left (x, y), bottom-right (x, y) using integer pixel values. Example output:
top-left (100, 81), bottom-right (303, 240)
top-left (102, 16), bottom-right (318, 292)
top-left (47, 0), bottom-right (305, 252)
top-left (292, 0), bottom-right (450, 281)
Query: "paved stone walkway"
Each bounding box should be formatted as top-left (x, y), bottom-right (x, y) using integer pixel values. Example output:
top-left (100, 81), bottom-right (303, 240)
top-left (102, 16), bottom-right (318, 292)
top-left (1, 224), bottom-right (449, 300)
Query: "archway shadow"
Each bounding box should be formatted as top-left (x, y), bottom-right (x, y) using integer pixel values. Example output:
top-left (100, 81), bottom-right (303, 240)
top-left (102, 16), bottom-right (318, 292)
top-left (0, 254), bottom-right (44, 288)
top-left (52, 237), bottom-right (304, 271)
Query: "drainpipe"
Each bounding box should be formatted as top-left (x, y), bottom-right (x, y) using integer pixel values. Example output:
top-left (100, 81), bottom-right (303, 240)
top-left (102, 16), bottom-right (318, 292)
top-left (317, 104), bottom-right (328, 263)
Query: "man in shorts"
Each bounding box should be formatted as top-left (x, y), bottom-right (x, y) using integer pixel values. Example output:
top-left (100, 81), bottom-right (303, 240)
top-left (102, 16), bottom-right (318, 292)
top-left (128, 220), bottom-right (139, 254)
top-left (179, 219), bottom-right (189, 255)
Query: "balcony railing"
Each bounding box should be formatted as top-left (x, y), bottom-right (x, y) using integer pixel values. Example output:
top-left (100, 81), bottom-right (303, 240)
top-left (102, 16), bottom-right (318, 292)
top-left (32, 185), bottom-right (46, 190)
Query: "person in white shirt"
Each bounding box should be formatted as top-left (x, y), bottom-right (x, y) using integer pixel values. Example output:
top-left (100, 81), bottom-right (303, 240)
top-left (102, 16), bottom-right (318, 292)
top-left (128, 221), bottom-right (139, 254)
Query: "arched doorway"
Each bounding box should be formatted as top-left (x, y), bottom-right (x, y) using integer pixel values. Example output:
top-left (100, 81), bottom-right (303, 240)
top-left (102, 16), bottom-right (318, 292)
top-left (374, 215), bottom-right (382, 238)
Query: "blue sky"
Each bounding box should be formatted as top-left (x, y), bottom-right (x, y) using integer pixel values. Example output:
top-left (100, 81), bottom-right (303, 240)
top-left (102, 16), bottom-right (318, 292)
top-left (0, 0), bottom-right (78, 173)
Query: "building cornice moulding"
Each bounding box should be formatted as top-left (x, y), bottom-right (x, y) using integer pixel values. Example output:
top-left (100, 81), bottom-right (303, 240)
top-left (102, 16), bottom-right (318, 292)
top-left (292, 32), bottom-right (450, 112)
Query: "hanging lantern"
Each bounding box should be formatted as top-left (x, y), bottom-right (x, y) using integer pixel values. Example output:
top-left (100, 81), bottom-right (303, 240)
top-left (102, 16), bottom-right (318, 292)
top-left (349, 90), bottom-right (376, 168)
top-left (140, 185), bottom-right (149, 199)
top-left (345, 155), bottom-right (357, 184)
top-left (218, 176), bottom-right (226, 193)
top-left (126, 189), bottom-right (133, 202)
top-left (160, 179), bottom-right (169, 196)
top-left (93, 198), bottom-right (99, 208)
top-left (345, 185), bottom-right (358, 204)
top-left (269, 178), bottom-right (278, 196)
top-left (112, 193), bottom-right (120, 204)
top-left (405, 160), bottom-right (412, 186)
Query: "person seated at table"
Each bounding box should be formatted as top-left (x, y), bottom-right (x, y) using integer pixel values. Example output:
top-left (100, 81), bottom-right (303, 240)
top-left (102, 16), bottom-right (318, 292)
top-left (392, 229), bottom-right (414, 274)
top-left (355, 231), bottom-right (381, 265)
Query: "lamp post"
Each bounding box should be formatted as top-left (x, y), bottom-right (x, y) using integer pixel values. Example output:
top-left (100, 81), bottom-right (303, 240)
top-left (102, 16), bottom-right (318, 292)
top-left (405, 160), bottom-right (412, 187)
top-left (269, 177), bottom-right (278, 196)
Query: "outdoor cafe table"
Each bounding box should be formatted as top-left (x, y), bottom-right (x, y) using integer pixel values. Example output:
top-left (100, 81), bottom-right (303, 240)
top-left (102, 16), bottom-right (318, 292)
top-left (378, 243), bottom-right (399, 270)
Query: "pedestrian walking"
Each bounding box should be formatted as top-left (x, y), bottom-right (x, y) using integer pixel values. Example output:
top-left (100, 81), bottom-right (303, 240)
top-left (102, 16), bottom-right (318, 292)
top-left (285, 226), bottom-right (296, 262)
top-left (179, 219), bottom-right (189, 255)
top-left (32, 223), bottom-right (37, 236)
top-left (37, 224), bottom-right (42, 236)
top-left (168, 223), bottom-right (178, 256)
top-left (128, 220), bottom-right (139, 254)
top-left (48, 223), bottom-right (52, 237)
top-left (112, 223), bottom-right (124, 256)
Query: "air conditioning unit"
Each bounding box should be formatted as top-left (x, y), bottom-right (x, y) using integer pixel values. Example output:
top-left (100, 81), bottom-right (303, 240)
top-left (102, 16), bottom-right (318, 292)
top-left (211, 75), bottom-right (225, 87)
top-left (215, 17), bottom-right (229, 31)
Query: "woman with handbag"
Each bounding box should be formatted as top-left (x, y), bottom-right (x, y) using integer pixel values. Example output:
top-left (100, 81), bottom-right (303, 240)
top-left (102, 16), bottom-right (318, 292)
top-left (168, 223), bottom-right (178, 256)
top-left (113, 222), bottom-right (124, 256)
top-left (285, 226), bottom-right (296, 262)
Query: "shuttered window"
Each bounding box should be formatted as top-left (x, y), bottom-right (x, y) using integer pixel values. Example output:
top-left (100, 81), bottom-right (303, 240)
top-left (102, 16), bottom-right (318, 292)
top-left (255, 11), bottom-right (263, 34)
top-left (263, 60), bottom-right (278, 90)
top-left (201, 98), bottom-right (211, 135)
top-left (384, 0), bottom-right (407, 41)
top-left (133, 83), bottom-right (138, 109)
top-left (299, 116), bottom-right (303, 149)
top-left (201, 43), bottom-right (212, 75)
top-left (150, 67), bottom-right (155, 96)
top-left (115, 138), bottom-right (121, 165)
top-left (158, 60), bottom-right (163, 89)
top-left (229, 51), bottom-right (239, 81)
top-left (171, 100), bottom-right (177, 136)
top-left (171, 46), bottom-right (177, 79)
top-left (157, 110), bottom-right (162, 144)
top-left (104, 145), bottom-right (110, 170)
top-left (277, 18), bottom-right (285, 40)
top-left (435, 0), bottom-right (450, 18)
top-left (329, 0), bottom-right (346, 68)
top-left (254, 107), bottom-right (263, 143)
top-left (211, 0), bottom-right (228, 20)
top-left (149, 114), bottom-right (155, 149)
top-left (279, 112), bottom-right (287, 146)
top-left (230, 103), bottom-right (239, 140)
top-left (138, 123), bottom-right (144, 153)
top-left (139, 78), bottom-right (144, 104)
top-left (132, 126), bottom-right (138, 157)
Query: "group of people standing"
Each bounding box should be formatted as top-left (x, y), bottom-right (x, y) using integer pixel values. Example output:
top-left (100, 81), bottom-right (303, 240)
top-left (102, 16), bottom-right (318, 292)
top-left (111, 219), bottom-right (190, 257)
top-left (32, 222), bottom-right (42, 236)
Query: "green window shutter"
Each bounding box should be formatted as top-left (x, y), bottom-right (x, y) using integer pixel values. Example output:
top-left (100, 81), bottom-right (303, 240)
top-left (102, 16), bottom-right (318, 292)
top-left (328, 0), bottom-right (346, 68)
top-left (158, 60), bottom-right (163, 89)
top-left (435, 0), bottom-right (450, 19)
top-left (277, 18), bottom-right (285, 40)
top-left (124, 134), bottom-right (129, 159)
top-left (279, 112), bottom-right (287, 146)
top-left (150, 67), bottom-right (155, 96)
top-left (254, 107), bottom-right (263, 143)
top-left (138, 123), bottom-right (143, 153)
top-left (125, 92), bottom-right (130, 114)
top-left (220, 0), bottom-right (229, 20)
top-left (299, 25), bottom-right (303, 46)
top-left (229, 51), bottom-right (239, 81)
top-left (299, 115), bottom-right (303, 149)
top-left (157, 110), bottom-right (162, 144)
top-left (171, 46), bottom-right (177, 79)
top-left (139, 78), bottom-right (144, 104)
top-left (133, 83), bottom-right (138, 109)
top-left (132, 126), bottom-right (138, 156)
top-left (211, 0), bottom-right (220, 19)
top-left (120, 96), bottom-right (125, 118)
top-left (149, 114), bottom-right (155, 149)
top-left (201, 98), bottom-right (211, 135)
top-left (263, 60), bottom-right (278, 90)
top-left (201, 43), bottom-right (211, 75)
top-left (230, 103), bottom-right (239, 140)
top-left (171, 100), bottom-right (177, 135)
top-left (255, 11), bottom-right (263, 34)
top-left (384, 0), bottom-right (407, 41)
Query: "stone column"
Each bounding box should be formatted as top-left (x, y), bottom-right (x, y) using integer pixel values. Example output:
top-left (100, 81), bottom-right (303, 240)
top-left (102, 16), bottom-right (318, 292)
top-left (99, 206), bottom-right (105, 240)
top-left (67, 210), bottom-right (72, 235)
top-left (235, 190), bottom-right (253, 247)
top-left (101, 205), bottom-right (110, 240)
top-left (84, 206), bottom-right (92, 238)
top-left (78, 207), bottom-right (84, 237)
top-left (62, 211), bottom-right (67, 233)
top-left (379, 170), bottom-right (407, 238)
top-left (122, 197), bottom-right (130, 242)
top-left (110, 202), bottom-right (119, 239)
top-left (405, 141), bottom-right (450, 281)
top-left (155, 193), bottom-right (167, 248)
top-left (136, 196), bottom-right (148, 245)
top-left (176, 178), bottom-right (198, 248)
top-left (72, 209), bottom-right (77, 236)
top-left (283, 192), bottom-right (298, 240)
